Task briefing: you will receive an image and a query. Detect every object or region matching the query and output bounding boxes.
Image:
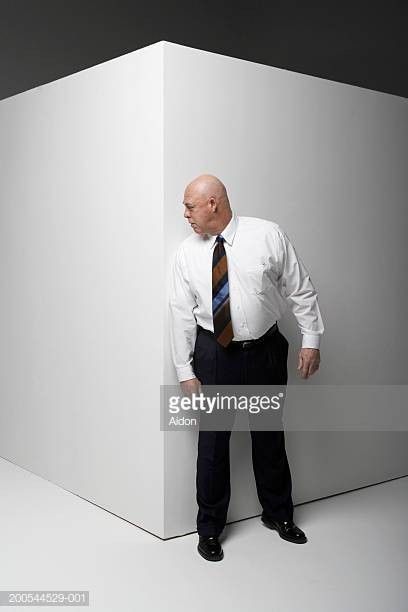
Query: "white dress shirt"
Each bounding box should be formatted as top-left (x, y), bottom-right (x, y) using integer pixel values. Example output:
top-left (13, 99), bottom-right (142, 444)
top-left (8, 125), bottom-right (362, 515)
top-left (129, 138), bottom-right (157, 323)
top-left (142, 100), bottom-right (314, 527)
top-left (169, 211), bottom-right (324, 382)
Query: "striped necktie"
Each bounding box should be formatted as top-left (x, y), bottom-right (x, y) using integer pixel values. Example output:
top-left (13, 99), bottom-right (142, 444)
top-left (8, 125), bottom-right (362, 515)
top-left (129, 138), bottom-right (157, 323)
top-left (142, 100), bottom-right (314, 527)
top-left (212, 235), bottom-right (234, 347)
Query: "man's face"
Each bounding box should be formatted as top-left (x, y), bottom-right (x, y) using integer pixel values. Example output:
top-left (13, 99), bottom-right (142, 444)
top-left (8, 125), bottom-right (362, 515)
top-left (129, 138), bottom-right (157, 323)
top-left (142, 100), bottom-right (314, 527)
top-left (183, 193), bottom-right (213, 235)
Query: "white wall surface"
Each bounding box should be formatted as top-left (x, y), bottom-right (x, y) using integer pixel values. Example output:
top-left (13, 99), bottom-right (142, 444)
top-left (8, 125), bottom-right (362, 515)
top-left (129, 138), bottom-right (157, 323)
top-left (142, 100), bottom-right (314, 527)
top-left (1, 39), bottom-right (407, 541)
top-left (163, 42), bottom-right (408, 537)
top-left (0, 43), bottom-right (165, 536)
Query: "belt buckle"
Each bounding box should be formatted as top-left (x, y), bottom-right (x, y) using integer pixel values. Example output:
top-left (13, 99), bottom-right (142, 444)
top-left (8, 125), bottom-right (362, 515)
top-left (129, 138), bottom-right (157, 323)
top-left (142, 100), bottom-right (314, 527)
top-left (242, 340), bottom-right (252, 349)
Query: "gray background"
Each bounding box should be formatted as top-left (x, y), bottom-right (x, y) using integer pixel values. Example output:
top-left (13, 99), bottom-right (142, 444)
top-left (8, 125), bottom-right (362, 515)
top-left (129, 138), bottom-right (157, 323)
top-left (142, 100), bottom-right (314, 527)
top-left (0, 0), bottom-right (407, 101)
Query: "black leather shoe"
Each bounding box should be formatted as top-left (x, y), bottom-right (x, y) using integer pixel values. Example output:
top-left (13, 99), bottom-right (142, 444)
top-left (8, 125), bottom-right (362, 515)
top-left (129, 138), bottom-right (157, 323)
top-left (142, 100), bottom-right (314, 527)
top-left (197, 536), bottom-right (224, 561)
top-left (261, 515), bottom-right (308, 544)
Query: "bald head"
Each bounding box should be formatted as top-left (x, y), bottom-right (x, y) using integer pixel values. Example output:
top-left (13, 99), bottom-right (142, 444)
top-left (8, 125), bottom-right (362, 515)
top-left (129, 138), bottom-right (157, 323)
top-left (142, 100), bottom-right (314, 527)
top-left (185, 174), bottom-right (228, 203)
top-left (183, 174), bottom-right (232, 236)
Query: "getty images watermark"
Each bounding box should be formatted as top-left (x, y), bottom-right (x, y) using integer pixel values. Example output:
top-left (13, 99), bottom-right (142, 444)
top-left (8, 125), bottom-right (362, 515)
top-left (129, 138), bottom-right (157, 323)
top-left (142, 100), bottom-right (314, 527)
top-left (161, 385), bottom-right (286, 430)
top-left (160, 384), bottom-right (408, 431)
top-left (169, 389), bottom-right (284, 415)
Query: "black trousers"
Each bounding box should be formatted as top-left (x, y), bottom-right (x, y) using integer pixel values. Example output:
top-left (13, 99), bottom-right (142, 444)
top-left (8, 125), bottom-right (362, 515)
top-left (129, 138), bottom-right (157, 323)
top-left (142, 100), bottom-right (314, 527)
top-left (193, 324), bottom-right (294, 537)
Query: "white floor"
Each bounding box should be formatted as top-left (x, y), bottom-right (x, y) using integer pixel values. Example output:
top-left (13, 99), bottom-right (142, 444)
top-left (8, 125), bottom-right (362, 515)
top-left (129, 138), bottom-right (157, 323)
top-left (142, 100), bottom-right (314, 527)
top-left (1, 458), bottom-right (407, 612)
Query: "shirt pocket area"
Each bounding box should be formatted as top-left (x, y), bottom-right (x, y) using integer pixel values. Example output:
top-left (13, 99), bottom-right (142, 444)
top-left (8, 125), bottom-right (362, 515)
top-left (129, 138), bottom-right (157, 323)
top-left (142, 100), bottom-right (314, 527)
top-left (246, 262), bottom-right (274, 295)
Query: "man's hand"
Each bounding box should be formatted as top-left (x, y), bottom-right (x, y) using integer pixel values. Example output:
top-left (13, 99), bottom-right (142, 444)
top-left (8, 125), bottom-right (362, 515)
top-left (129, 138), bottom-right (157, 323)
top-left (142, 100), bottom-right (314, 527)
top-left (180, 377), bottom-right (201, 396)
top-left (297, 348), bottom-right (320, 379)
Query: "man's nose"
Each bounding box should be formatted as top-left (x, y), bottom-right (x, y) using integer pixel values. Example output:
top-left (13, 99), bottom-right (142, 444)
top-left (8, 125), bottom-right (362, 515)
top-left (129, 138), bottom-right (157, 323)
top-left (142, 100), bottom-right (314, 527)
top-left (184, 209), bottom-right (190, 218)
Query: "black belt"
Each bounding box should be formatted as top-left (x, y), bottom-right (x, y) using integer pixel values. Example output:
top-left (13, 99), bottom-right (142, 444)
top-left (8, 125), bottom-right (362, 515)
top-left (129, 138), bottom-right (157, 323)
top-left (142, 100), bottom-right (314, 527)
top-left (197, 322), bottom-right (278, 350)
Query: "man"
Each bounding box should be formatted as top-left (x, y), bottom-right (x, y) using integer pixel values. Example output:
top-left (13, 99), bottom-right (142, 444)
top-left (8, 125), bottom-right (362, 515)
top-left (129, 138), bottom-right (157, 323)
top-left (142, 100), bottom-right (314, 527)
top-left (169, 174), bottom-right (324, 561)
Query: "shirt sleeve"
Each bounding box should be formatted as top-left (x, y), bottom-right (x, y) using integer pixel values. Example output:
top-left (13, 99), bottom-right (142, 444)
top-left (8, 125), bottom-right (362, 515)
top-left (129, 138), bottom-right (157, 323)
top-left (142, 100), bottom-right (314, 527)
top-left (168, 244), bottom-right (199, 382)
top-left (276, 228), bottom-right (325, 349)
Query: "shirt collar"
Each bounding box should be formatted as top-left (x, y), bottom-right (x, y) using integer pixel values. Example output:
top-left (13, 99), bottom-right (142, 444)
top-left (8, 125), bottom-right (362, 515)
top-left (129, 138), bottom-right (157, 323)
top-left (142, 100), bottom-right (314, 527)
top-left (208, 211), bottom-right (238, 249)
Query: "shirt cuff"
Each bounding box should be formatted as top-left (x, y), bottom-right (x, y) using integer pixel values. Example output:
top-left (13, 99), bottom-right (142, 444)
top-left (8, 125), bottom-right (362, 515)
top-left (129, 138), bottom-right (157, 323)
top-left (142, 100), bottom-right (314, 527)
top-left (176, 365), bottom-right (196, 383)
top-left (301, 334), bottom-right (321, 349)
